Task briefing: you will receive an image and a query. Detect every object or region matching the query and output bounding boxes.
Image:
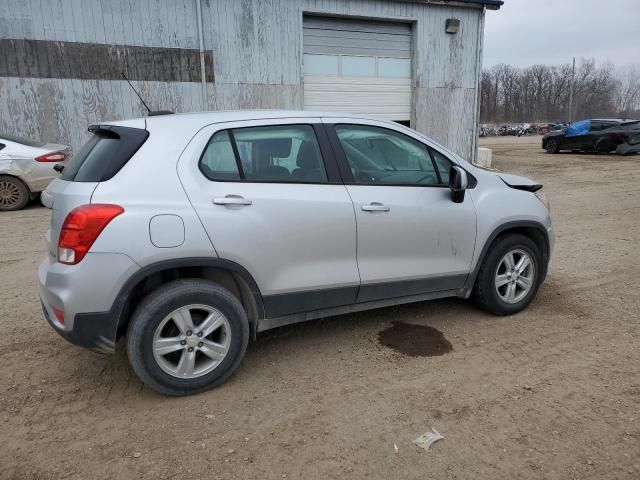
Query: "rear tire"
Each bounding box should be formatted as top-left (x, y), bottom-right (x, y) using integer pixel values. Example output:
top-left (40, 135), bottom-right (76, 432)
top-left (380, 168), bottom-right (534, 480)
top-left (545, 139), bottom-right (560, 154)
top-left (0, 176), bottom-right (30, 211)
top-left (126, 279), bottom-right (249, 396)
top-left (595, 139), bottom-right (615, 153)
top-left (472, 234), bottom-right (543, 315)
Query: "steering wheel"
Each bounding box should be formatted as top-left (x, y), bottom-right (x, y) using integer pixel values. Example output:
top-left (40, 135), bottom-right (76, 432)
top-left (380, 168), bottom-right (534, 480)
top-left (351, 165), bottom-right (376, 183)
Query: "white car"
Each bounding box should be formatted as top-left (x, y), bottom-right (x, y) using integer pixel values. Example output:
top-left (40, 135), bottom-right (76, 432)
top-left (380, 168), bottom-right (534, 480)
top-left (0, 133), bottom-right (69, 211)
top-left (39, 110), bottom-right (554, 395)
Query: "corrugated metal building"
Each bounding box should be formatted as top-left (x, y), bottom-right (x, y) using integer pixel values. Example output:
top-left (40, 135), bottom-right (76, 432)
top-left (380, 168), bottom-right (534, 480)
top-left (0, 0), bottom-right (502, 160)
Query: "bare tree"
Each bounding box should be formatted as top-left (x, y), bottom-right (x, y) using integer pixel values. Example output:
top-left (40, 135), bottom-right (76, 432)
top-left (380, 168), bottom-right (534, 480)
top-left (480, 58), bottom-right (629, 124)
top-left (615, 65), bottom-right (640, 118)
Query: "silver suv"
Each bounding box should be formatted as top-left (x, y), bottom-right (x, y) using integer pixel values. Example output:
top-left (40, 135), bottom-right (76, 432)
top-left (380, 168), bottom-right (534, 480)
top-left (39, 111), bottom-right (554, 395)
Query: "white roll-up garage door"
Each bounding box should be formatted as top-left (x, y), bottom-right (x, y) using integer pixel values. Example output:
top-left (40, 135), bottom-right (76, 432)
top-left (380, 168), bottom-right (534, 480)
top-left (303, 16), bottom-right (412, 123)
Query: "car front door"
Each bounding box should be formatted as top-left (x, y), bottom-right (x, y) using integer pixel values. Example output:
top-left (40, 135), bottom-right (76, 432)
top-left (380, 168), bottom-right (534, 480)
top-left (564, 120), bottom-right (602, 150)
top-left (324, 120), bottom-right (477, 302)
top-left (177, 118), bottom-right (360, 318)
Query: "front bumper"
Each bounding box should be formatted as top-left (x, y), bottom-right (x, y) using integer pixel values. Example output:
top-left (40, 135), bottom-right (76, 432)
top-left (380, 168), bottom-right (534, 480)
top-left (38, 252), bottom-right (140, 353)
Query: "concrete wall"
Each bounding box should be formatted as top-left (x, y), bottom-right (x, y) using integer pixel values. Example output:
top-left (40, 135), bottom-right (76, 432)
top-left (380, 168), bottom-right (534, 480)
top-left (0, 0), bottom-right (484, 160)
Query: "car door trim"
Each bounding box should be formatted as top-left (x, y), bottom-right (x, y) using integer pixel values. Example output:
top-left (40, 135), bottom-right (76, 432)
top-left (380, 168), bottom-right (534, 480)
top-left (262, 285), bottom-right (359, 318)
top-left (261, 272), bottom-right (467, 318)
top-left (259, 287), bottom-right (461, 332)
top-left (356, 274), bottom-right (468, 303)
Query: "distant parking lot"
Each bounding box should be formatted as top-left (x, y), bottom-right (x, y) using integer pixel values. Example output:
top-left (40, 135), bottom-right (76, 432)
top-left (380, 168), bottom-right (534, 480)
top-left (1, 136), bottom-right (639, 479)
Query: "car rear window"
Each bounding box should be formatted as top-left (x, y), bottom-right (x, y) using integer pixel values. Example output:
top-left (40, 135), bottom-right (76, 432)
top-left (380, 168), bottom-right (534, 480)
top-left (199, 125), bottom-right (328, 183)
top-left (0, 133), bottom-right (46, 147)
top-left (61, 125), bottom-right (149, 182)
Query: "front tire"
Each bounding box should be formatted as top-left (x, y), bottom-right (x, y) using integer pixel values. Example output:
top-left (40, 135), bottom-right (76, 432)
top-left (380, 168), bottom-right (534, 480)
top-left (126, 279), bottom-right (249, 396)
top-left (0, 176), bottom-right (30, 211)
top-left (472, 234), bottom-right (543, 315)
top-left (545, 139), bottom-right (560, 154)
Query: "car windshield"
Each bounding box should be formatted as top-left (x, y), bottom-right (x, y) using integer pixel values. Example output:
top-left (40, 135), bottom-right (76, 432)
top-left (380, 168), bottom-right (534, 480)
top-left (0, 133), bottom-right (46, 148)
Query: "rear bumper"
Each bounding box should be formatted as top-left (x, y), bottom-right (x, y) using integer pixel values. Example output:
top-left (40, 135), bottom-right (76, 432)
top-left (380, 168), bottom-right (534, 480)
top-left (40, 301), bottom-right (120, 353)
top-left (38, 252), bottom-right (140, 353)
top-left (25, 174), bottom-right (58, 193)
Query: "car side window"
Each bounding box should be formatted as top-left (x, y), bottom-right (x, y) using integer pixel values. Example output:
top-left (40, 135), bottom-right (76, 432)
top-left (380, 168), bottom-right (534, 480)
top-left (335, 125), bottom-right (443, 186)
top-left (199, 131), bottom-right (241, 181)
top-left (199, 125), bottom-right (328, 183)
top-left (428, 147), bottom-right (450, 184)
top-left (0, 143), bottom-right (5, 151)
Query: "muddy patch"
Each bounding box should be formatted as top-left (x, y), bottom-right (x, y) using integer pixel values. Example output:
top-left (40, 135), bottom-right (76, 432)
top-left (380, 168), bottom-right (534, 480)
top-left (378, 322), bottom-right (453, 357)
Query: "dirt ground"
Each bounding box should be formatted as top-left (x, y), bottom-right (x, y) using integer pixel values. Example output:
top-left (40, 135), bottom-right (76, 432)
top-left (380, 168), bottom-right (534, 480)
top-left (1, 136), bottom-right (639, 479)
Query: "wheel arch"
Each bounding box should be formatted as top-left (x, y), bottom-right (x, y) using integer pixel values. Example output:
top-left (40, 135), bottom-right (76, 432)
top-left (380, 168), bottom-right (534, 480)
top-left (113, 258), bottom-right (265, 342)
top-left (463, 221), bottom-right (550, 295)
top-left (0, 171), bottom-right (33, 187)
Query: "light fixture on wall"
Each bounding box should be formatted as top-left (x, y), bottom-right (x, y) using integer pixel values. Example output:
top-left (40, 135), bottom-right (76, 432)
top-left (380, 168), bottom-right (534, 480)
top-left (445, 18), bottom-right (460, 34)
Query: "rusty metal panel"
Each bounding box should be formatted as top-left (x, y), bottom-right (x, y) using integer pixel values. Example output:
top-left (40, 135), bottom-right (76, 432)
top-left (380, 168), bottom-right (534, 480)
top-left (0, 39), bottom-right (213, 83)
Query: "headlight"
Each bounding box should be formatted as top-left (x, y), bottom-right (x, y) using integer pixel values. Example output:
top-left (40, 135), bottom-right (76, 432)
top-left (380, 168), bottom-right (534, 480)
top-left (535, 191), bottom-right (551, 211)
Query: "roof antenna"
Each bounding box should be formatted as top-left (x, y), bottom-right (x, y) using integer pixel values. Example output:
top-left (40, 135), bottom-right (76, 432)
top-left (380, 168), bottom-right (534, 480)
top-left (121, 71), bottom-right (152, 115)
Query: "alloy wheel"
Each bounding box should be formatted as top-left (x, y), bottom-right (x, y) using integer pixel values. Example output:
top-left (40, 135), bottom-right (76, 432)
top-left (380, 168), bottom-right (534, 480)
top-left (494, 249), bottom-right (535, 304)
top-left (0, 180), bottom-right (22, 209)
top-left (152, 304), bottom-right (231, 379)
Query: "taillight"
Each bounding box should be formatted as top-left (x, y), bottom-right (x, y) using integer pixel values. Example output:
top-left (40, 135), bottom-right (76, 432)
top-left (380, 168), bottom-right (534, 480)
top-left (58, 204), bottom-right (124, 265)
top-left (35, 151), bottom-right (67, 162)
top-left (52, 307), bottom-right (65, 325)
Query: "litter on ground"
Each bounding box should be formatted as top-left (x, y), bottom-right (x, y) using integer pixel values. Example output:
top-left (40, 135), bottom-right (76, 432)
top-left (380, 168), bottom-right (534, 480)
top-left (413, 428), bottom-right (444, 452)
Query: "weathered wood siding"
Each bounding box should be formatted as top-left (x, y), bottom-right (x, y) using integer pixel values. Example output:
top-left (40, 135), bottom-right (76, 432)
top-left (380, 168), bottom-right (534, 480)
top-left (0, 0), bottom-right (484, 160)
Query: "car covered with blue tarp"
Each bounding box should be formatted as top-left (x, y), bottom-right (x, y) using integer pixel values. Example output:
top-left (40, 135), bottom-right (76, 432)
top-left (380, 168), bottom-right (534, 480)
top-left (542, 118), bottom-right (640, 155)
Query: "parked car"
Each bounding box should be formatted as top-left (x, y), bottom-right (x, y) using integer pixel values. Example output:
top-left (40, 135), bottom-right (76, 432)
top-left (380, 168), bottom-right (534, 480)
top-left (547, 122), bottom-right (567, 132)
top-left (542, 118), bottom-right (640, 154)
top-left (0, 133), bottom-right (69, 211)
top-left (39, 111), bottom-right (554, 395)
top-left (535, 124), bottom-right (549, 135)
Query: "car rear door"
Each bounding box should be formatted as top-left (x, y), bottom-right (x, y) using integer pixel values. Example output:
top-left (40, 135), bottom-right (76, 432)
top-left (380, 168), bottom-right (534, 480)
top-left (324, 118), bottom-right (477, 302)
top-left (177, 117), bottom-right (360, 318)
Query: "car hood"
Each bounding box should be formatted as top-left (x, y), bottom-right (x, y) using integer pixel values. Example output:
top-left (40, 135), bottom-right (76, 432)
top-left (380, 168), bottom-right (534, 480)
top-left (543, 130), bottom-right (565, 139)
top-left (498, 173), bottom-right (542, 192)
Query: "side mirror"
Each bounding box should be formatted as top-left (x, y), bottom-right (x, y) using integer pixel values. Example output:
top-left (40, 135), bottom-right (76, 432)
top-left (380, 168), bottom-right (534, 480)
top-left (449, 166), bottom-right (467, 203)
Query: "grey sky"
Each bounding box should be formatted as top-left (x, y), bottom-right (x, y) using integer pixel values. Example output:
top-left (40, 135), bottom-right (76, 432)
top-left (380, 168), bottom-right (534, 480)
top-left (483, 0), bottom-right (640, 68)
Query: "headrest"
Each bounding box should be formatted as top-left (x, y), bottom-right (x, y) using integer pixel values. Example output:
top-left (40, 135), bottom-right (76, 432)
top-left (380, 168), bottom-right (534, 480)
top-left (258, 165), bottom-right (290, 179)
top-left (296, 141), bottom-right (320, 169)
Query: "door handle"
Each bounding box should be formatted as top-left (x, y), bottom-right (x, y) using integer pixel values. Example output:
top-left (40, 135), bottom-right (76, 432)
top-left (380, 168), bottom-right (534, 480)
top-left (213, 195), bottom-right (252, 206)
top-left (361, 202), bottom-right (390, 212)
